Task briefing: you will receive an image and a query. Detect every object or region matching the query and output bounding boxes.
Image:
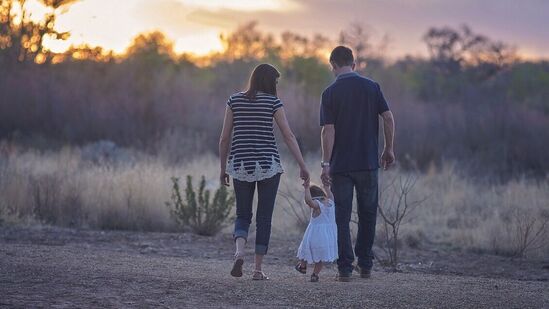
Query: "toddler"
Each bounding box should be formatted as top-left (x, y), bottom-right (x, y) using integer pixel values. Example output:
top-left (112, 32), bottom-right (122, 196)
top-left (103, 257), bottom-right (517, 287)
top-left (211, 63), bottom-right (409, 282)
top-left (295, 182), bottom-right (338, 282)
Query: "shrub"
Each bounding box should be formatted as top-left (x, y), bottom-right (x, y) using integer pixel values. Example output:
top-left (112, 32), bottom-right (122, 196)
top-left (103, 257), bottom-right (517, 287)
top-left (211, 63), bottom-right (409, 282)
top-left (376, 175), bottom-right (426, 271)
top-left (167, 175), bottom-right (234, 236)
top-left (492, 207), bottom-right (549, 257)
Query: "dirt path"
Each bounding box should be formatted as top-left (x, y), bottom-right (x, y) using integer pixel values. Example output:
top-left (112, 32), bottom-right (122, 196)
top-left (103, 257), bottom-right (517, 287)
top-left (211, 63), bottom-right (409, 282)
top-left (1, 227), bottom-right (547, 308)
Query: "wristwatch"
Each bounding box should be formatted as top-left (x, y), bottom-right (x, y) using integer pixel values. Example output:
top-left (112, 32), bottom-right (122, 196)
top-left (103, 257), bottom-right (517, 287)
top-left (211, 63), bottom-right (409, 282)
top-left (321, 161), bottom-right (330, 168)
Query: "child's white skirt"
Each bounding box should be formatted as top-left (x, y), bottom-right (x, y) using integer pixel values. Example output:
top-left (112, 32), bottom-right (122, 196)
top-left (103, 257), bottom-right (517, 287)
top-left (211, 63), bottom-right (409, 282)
top-left (297, 200), bottom-right (338, 263)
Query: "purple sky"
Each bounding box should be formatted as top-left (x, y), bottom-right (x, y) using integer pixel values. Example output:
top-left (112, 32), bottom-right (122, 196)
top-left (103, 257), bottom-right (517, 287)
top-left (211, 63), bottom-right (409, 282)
top-left (184, 0), bottom-right (549, 58)
top-left (49, 0), bottom-right (549, 59)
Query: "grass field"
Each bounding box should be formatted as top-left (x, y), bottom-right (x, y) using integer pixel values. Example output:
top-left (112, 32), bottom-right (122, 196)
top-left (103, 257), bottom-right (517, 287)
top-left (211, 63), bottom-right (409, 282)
top-left (0, 144), bottom-right (547, 259)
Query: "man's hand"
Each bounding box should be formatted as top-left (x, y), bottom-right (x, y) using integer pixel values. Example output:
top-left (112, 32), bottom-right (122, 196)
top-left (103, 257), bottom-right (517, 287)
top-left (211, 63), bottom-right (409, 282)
top-left (380, 148), bottom-right (395, 170)
top-left (321, 165), bottom-right (331, 186)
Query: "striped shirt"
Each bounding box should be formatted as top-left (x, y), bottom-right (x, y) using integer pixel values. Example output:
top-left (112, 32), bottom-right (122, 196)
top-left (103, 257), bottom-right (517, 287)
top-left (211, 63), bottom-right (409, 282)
top-left (226, 91), bottom-right (284, 182)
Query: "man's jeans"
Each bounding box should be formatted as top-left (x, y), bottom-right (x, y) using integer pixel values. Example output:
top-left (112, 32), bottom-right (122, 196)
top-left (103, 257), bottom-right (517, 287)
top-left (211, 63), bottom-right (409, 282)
top-left (332, 170), bottom-right (378, 274)
top-left (233, 173), bottom-right (281, 255)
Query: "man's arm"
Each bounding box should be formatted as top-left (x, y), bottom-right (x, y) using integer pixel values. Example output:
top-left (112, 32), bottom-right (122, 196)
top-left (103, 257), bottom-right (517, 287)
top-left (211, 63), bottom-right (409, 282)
top-left (321, 124), bottom-right (335, 185)
top-left (380, 110), bottom-right (395, 169)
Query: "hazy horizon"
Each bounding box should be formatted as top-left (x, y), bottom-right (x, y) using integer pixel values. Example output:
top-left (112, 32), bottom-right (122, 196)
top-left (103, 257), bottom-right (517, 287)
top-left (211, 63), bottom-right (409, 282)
top-left (36, 0), bottom-right (549, 60)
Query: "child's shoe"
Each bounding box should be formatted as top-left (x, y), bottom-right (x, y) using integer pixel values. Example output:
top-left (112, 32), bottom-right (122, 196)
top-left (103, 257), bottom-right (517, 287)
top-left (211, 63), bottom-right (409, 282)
top-left (295, 262), bottom-right (307, 274)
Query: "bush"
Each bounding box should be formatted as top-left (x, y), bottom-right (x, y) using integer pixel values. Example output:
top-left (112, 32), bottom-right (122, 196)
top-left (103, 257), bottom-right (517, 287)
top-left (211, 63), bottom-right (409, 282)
top-left (491, 207), bottom-right (549, 257)
top-left (376, 175), bottom-right (426, 271)
top-left (167, 175), bottom-right (234, 236)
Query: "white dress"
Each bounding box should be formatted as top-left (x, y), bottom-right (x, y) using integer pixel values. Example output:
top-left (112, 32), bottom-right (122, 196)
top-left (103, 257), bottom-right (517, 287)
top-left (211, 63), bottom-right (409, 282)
top-left (297, 199), bottom-right (338, 263)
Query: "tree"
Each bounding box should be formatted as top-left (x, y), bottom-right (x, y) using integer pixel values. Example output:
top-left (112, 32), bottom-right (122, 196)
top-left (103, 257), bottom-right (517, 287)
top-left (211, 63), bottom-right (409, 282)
top-left (125, 31), bottom-right (176, 61)
top-left (279, 31), bottom-right (330, 60)
top-left (219, 21), bottom-right (279, 61)
top-left (338, 23), bottom-right (388, 72)
top-left (0, 0), bottom-right (77, 63)
top-left (60, 44), bottom-right (114, 62)
top-left (423, 25), bottom-right (516, 78)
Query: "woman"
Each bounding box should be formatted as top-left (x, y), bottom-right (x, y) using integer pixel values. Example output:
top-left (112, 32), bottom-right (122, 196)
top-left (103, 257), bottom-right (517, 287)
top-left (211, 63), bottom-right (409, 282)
top-left (219, 63), bottom-right (310, 280)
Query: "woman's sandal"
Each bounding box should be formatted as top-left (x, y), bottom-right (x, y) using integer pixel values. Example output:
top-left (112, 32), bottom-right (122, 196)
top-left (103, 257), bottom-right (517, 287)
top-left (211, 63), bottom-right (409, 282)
top-left (230, 256), bottom-right (244, 277)
top-left (310, 273), bottom-right (319, 282)
top-left (252, 270), bottom-right (269, 280)
top-left (295, 263), bottom-right (307, 274)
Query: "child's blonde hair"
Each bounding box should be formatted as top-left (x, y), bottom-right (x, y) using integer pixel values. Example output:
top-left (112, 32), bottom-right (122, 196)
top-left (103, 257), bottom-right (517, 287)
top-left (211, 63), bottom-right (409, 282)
top-left (310, 184), bottom-right (327, 200)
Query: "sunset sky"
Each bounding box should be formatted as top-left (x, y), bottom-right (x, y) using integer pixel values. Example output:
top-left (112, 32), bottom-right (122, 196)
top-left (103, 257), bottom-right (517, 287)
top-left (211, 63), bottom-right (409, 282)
top-left (39, 0), bottom-right (549, 59)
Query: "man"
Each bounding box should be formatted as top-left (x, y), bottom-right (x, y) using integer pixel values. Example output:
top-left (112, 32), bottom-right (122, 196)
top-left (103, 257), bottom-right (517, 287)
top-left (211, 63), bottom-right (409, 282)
top-left (320, 46), bottom-right (395, 282)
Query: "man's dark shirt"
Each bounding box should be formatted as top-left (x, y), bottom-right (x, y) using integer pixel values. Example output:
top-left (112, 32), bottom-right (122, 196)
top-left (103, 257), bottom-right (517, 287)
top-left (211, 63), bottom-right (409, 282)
top-left (320, 72), bottom-right (390, 173)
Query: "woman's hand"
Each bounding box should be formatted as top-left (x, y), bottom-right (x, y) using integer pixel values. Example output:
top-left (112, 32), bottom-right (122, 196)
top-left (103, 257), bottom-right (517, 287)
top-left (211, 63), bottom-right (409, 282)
top-left (300, 167), bottom-right (310, 186)
top-left (220, 171), bottom-right (230, 187)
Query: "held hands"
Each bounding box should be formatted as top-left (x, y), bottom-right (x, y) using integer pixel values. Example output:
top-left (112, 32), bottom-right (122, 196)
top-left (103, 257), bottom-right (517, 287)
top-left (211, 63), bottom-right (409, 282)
top-left (300, 166), bottom-right (310, 187)
top-left (321, 165), bottom-right (331, 186)
top-left (380, 148), bottom-right (396, 170)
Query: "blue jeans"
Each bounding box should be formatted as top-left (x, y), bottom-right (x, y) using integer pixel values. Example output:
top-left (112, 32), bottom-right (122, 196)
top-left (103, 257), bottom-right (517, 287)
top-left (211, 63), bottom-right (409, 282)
top-left (232, 173), bottom-right (281, 255)
top-left (332, 170), bottom-right (378, 274)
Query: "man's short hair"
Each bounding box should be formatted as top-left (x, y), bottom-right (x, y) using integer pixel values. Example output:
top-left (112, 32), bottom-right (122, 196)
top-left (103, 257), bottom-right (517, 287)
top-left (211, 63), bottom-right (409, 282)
top-left (329, 46), bottom-right (354, 67)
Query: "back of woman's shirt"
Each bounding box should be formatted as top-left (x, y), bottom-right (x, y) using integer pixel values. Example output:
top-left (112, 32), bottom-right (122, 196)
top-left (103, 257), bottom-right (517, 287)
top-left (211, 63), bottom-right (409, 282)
top-left (226, 91), bottom-right (284, 182)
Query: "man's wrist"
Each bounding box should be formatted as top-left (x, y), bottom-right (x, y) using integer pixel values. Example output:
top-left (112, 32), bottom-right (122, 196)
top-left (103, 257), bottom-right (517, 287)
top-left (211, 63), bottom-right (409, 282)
top-left (321, 161), bottom-right (330, 167)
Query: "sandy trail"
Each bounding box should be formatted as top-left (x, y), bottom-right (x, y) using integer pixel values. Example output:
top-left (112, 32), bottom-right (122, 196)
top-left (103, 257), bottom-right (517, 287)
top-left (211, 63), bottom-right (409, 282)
top-left (0, 227), bottom-right (547, 308)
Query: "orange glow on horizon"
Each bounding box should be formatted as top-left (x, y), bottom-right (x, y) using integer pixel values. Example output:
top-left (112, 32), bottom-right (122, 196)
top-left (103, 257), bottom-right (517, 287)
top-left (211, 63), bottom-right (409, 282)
top-left (17, 0), bottom-right (549, 61)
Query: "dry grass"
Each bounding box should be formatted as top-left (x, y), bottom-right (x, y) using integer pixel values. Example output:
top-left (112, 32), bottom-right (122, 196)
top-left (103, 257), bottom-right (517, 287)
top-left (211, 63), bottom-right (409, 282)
top-left (0, 145), bottom-right (547, 258)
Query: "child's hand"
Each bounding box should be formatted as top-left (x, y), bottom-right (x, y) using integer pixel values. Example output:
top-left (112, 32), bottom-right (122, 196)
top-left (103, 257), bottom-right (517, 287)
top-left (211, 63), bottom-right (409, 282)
top-left (303, 181), bottom-right (310, 188)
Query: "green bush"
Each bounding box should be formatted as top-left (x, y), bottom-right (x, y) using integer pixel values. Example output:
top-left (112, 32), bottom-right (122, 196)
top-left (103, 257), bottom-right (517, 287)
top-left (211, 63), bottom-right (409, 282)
top-left (167, 175), bottom-right (234, 236)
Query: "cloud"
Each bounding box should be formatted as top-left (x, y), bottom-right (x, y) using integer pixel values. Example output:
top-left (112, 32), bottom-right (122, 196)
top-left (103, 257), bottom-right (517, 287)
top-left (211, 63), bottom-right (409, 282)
top-left (186, 0), bottom-right (549, 57)
top-left (51, 0), bottom-right (549, 58)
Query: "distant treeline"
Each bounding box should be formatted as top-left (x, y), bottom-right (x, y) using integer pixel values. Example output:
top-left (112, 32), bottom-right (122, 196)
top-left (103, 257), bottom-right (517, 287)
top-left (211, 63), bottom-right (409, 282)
top-left (1, 1), bottom-right (548, 179)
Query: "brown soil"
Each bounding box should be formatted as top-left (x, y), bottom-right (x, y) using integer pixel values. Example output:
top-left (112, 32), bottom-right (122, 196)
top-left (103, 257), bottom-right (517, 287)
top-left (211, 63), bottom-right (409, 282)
top-left (1, 226), bottom-right (548, 308)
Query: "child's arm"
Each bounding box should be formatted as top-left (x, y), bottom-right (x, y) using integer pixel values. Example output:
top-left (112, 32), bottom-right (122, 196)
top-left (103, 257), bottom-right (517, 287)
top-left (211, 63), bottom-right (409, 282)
top-left (323, 183), bottom-right (334, 201)
top-left (304, 183), bottom-right (320, 210)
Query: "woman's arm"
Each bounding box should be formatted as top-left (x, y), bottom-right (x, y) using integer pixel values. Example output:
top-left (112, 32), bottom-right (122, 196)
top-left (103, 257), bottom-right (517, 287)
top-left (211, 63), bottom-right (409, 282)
top-left (219, 106), bottom-right (233, 186)
top-left (274, 107), bottom-right (310, 185)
